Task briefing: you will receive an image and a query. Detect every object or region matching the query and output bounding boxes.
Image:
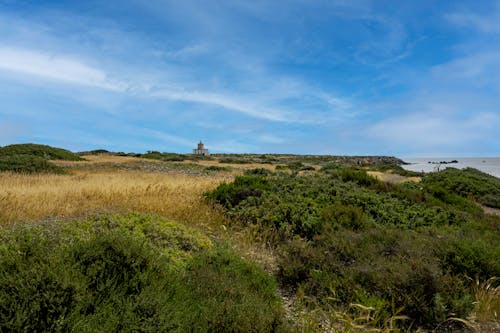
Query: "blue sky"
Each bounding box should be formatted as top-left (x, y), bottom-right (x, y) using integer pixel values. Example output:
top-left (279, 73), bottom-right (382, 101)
top-left (0, 0), bottom-right (499, 156)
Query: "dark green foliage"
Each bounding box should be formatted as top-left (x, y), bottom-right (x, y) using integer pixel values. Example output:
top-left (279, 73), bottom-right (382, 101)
top-left (245, 168), bottom-right (273, 176)
top-left (0, 143), bottom-right (83, 174)
top-left (0, 154), bottom-right (65, 174)
top-left (205, 174), bottom-right (272, 208)
top-left (77, 149), bottom-right (110, 155)
top-left (219, 157), bottom-right (253, 164)
top-left (205, 165), bottom-right (230, 172)
top-left (141, 151), bottom-right (185, 161)
top-left (205, 166), bottom-right (500, 329)
top-left (0, 214), bottom-right (286, 332)
top-left (212, 154), bottom-right (405, 167)
top-left (423, 167), bottom-right (500, 208)
top-left (321, 164), bottom-right (378, 186)
top-left (178, 246), bottom-right (285, 332)
top-left (0, 143), bottom-right (83, 161)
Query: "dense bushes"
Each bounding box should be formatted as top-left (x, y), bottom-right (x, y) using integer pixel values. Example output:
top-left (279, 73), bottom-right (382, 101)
top-left (205, 167), bottom-right (500, 329)
top-left (0, 154), bottom-right (65, 173)
top-left (0, 143), bottom-right (83, 161)
top-left (0, 214), bottom-right (287, 332)
top-left (0, 143), bottom-right (83, 173)
top-left (141, 151), bottom-right (186, 161)
top-left (423, 167), bottom-right (500, 208)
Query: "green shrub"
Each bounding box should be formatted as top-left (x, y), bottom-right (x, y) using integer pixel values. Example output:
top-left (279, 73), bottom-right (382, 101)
top-left (177, 245), bottom-right (286, 332)
top-left (0, 214), bottom-right (287, 332)
top-left (206, 167), bottom-right (500, 329)
top-left (320, 204), bottom-right (367, 231)
top-left (205, 174), bottom-right (272, 208)
top-left (0, 154), bottom-right (65, 174)
top-left (141, 151), bottom-right (185, 161)
top-left (423, 168), bottom-right (500, 208)
top-left (219, 157), bottom-right (252, 164)
top-left (205, 165), bottom-right (230, 172)
top-left (0, 143), bottom-right (83, 161)
top-left (278, 228), bottom-right (475, 328)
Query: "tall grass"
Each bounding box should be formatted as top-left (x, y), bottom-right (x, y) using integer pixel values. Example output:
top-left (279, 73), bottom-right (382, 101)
top-left (472, 277), bottom-right (500, 322)
top-left (0, 170), bottom-right (227, 228)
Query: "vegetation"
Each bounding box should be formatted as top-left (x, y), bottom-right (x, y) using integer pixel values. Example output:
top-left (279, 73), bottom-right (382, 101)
top-left (0, 143), bottom-right (83, 161)
top-left (0, 169), bottom-right (226, 224)
top-left (206, 166), bottom-right (500, 330)
top-left (423, 167), bottom-right (500, 208)
top-left (141, 150), bottom-right (186, 161)
top-left (2, 145), bottom-right (499, 332)
top-left (366, 162), bottom-right (423, 177)
top-left (0, 143), bottom-right (83, 174)
top-left (0, 154), bottom-right (65, 174)
top-left (0, 213), bottom-right (287, 332)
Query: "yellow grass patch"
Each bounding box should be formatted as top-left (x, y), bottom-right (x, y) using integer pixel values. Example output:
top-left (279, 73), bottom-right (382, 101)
top-left (53, 154), bottom-right (161, 166)
top-left (183, 159), bottom-right (279, 171)
top-left (367, 171), bottom-right (421, 184)
top-left (0, 169), bottom-right (228, 230)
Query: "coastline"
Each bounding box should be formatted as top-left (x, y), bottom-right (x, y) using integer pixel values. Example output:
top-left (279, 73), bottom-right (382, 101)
top-left (401, 157), bottom-right (500, 178)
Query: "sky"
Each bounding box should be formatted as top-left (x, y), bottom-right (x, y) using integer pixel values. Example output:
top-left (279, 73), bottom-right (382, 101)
top-left (0, 0), bottom-right (499, 156)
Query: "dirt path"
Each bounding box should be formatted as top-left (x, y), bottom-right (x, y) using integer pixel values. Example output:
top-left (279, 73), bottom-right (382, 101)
top-left (481, 205), bottom-right (500, 216)
top-left (367, 171), bottom-right (421, 183)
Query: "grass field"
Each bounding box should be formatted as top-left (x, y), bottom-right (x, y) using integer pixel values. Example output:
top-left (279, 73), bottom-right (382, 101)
top-left (0, 168), bottom-right (227, 227)
top-left (1, 148), bottom-right (499, 332)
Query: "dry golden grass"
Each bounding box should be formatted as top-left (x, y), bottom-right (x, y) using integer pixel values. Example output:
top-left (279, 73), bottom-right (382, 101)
top-left (184, 159), bottom-right (279, 171)
top-left (53, 154), bottom-right (162, 167)
top-left (0, 169), bottom-right (228, 231)
top-left (367, 171), bottom-right (421, 184)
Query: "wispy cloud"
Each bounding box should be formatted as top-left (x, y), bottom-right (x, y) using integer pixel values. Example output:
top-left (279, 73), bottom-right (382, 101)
top-left (0, 47), bottom-right (126, 91)
top-left (447, 2), bottom-right (500, 34)
top-left (148, 89), bottom-right (293, 122)
top-left (0, 1), bottom-right (499, 155)
top-left (367, 110), bottom-right (499, 155)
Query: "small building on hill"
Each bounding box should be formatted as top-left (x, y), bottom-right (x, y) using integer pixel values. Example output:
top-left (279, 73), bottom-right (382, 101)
top-left (192, 141), bottom-right (210, 156)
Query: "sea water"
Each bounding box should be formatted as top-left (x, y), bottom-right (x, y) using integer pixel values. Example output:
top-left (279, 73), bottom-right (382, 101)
top-left (401, 157), bottom-right (500, 178)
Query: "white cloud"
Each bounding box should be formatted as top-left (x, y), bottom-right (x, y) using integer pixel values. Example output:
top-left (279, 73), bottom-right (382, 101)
top-left (447, 6), bottom-right (500, 34)
top-left (367, 110), bottom-right (499, 150)
top-left (431, 51), bottom-right (500, 90)
top-left (0, 47), bottom-right (126, 91)
top-left (149, 89), bottom-right (294, 123)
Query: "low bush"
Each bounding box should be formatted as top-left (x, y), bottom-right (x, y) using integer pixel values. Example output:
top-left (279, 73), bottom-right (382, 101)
top-left (0, 154), bottom-right (65, 174)
top-left (0, 213), bottom-right (287, 332)
top-left (0, 143), bottom-right (83, 161)
top-left (423, 168), bottom-right (500, 208)
top-left (204, 174), bottom-right (272, 208)
top-left (205, 165), bottom-right (230, 172)
top-left (141, 151), bottom-right (185, 161)
top-left (206, 167), bottom-right (500, 329)
top-left (219, 157), bottom-right (252, 164)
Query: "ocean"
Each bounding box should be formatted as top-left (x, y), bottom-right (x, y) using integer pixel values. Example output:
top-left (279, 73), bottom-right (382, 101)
top-left (401, 157), bottom-right (500, 178)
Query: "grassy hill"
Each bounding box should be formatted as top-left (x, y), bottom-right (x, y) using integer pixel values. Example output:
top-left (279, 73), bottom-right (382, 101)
top-left (0, 143), bottom-right (83, 173)
top-left (0, 149), bottom-right (498, 331)
top-left (0, 143), bottom-right (83, 161)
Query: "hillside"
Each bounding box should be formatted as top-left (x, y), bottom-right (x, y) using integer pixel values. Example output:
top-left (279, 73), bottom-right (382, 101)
top-left (0, 148), bottom-right (498, 332)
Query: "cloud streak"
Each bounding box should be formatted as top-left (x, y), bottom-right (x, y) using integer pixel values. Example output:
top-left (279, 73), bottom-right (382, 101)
top-left (0, 47), bottom-right (125, 91)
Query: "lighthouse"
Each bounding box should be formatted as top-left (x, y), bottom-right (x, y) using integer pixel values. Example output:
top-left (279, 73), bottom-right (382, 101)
top-left (192, 141), bottom-right (210, 156)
